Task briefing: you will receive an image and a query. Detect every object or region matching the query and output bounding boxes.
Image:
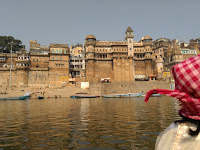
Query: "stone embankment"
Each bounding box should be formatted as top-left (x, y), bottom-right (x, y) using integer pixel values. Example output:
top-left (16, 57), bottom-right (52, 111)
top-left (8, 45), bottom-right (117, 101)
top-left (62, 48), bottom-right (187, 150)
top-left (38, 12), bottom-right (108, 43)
top-left (0, 81), bottom-right (173, 98)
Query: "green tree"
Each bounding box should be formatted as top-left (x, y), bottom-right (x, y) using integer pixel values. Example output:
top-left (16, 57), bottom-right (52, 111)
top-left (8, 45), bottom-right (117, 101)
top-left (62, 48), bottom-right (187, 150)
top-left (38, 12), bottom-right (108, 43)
top-left (0, 36), bottom-right (24, 53)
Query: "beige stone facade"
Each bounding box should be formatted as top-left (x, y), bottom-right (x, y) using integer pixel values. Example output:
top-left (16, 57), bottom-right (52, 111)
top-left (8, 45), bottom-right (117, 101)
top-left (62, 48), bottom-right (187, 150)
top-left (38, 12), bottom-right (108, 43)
top-left (152, 38), bottom-right (171, 79)
top-left (49, 43), bottom-right (70, 87)
top-left (0, 29), bottom-right (198, 88)
top-left (84, 27), bottom-right (155, 83)
top-left (0, 41), bottom-right (70, 88)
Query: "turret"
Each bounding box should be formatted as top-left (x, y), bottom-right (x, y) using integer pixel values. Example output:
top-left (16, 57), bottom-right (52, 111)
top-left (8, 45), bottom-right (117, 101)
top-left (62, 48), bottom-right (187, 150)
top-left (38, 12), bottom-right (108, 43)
top-left (125, 27), bottom-right (134, 56)
top-left (85, 35), bottom-right (96, 60)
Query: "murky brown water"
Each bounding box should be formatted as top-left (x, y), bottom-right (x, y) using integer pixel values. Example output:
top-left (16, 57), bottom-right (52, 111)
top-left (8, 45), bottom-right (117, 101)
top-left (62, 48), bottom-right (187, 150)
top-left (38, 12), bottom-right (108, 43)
top-left (0, 96), bottom-right (180, 150)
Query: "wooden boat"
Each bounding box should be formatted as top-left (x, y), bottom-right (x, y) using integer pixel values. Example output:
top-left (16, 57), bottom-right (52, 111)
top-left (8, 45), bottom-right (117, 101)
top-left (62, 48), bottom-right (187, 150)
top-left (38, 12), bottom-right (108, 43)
top-left (0, 95), bottom-right (29, 100)
top-left (102, 93), bottom-right (144, 98)
top-left (151, 93), bottom-right (162, 97)
top-left (70, 95), bottom-right (100, 98)
top-left (102, 94), bottom-right (121, 98)
top-left (38, 96), bottom-right (44, 99)
top-left (128, 93), bottom-right (144, 97)
top-left (141, 93), bottom-right (162, 97)
top-left (0, 92), bottom-right (31, 100)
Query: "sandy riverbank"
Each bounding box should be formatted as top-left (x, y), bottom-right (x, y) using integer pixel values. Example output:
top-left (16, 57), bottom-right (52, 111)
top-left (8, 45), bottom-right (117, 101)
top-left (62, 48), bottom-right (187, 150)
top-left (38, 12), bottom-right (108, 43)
top-left (0, 81), bottom-right (174, 98)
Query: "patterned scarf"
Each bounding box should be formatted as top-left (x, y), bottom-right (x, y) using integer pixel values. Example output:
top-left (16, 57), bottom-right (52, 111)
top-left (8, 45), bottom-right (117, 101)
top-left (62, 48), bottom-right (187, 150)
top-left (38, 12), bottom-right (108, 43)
top-left (144, 55), bottom-right (200, 120)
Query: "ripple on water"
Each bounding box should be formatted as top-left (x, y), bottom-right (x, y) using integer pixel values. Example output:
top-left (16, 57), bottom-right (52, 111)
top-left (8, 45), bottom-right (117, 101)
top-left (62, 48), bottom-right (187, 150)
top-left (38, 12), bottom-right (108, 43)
top-left (0, 97), bottom-right (179, 149)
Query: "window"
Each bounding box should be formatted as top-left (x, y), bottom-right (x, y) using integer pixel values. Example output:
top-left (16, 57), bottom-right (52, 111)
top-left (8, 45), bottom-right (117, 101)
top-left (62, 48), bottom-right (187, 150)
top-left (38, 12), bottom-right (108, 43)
top-left (60, 57), bottom-right (62, 60)
top-left (56, 57), bottom-right (58, 60)
top-left (53, 57), bottom-right (54, 60)
top-left (53, 49), bottom-right (55, 53)
top-left (59, 50), bottom-right (62, 53)
top-left (18, 57), bottom-right (20, 60)
top-left (33, 58), bottom-right (35, 61)
top-left (56, 50), bottom-right (58, 53)
top-left (129, 40), bottom-right (131, 43)
top-left (64, 50), bottom-right (66, 54)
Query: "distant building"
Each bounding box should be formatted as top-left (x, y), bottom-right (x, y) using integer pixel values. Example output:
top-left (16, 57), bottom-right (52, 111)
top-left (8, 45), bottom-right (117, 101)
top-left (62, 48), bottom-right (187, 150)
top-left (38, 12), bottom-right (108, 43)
top-left (152, 38), bottom-right (170, 79)
top-left (0, 30), bottom-right (198, 88)
top-left (49, 43), bottom-right (70, 87)
top-left (189, 38), bottom-right (200, 54)
top-left (29, 40), bottom-right (49, 88)
top-left (84, 27), bottom-right (155, 83)
top-left (0, 41), bottom-right (70, 88)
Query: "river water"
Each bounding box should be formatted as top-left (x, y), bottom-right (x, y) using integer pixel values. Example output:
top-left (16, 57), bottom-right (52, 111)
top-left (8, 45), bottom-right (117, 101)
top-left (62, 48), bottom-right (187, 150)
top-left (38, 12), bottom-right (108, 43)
top-left (0, 96), bottom-right (180, 150)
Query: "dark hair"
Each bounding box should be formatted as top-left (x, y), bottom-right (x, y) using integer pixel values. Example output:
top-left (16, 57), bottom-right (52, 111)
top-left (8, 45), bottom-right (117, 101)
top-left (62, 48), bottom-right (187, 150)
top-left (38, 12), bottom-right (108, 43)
top-left (174, 113), bottom-right (200, 136)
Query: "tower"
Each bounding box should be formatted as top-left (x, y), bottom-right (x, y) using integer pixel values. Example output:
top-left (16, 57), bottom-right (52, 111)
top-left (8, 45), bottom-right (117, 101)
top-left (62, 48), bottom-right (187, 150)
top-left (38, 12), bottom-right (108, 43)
top-left (125, 27), bottom-right (134, 56)
top-left (85, 35), bottom-right (96, 83)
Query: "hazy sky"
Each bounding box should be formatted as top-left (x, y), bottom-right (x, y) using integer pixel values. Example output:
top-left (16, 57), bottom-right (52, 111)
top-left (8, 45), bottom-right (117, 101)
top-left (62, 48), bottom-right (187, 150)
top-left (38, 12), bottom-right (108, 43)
top-left (0, 0), bottom-right (199, 49)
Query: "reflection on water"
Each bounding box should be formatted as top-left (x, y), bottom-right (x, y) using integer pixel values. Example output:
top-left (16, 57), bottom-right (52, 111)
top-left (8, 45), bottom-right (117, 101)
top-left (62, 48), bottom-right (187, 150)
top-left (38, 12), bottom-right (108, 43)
top-left (0, 96), bottom-right (180, 149)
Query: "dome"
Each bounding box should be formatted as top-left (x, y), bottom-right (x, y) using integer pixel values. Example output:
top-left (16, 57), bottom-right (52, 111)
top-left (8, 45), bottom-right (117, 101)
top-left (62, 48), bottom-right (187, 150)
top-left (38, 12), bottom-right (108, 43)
top-left (141, 36), bottom-right (152, 41)
top-left (85, 35), bottom-right (96, 40)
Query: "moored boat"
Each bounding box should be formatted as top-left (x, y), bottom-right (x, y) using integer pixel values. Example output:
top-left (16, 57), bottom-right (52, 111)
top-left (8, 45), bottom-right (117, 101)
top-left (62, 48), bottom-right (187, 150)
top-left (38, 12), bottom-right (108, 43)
top-left (141, 93), bottom-right (162, 97)
top-left (0, 92), bottom-right (31, 100)
top-left (102, 93), bottom-right (144, 98)
top-left (38, 96), bottom-right (44, 99)
top-left (70, 95), bottom-right (100, 98)
top-left (151, 93), bottom-right (162, 97)
top-left (0, 95), bottom-right (29, 100)
top-left (128, 93), bottom-right (144, 97)
top-left (102, 94), bottom-right (121, 98)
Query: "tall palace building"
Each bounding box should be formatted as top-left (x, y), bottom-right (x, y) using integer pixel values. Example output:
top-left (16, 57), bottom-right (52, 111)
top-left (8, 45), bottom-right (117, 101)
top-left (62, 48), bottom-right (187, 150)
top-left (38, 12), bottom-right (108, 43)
top-left (84, 27), bottom-right (154, 83)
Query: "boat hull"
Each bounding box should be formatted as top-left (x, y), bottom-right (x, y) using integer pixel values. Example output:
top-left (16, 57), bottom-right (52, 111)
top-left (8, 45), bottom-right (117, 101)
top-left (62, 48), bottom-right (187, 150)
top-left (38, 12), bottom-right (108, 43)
top-left (38, 96), bottom-right (44, 99)
top-left (102, 93), bottom-right (144, 98)
top-left (0, 96), bottom-right (29, 100)
top-left (70, 95), bottom-right (100, 98)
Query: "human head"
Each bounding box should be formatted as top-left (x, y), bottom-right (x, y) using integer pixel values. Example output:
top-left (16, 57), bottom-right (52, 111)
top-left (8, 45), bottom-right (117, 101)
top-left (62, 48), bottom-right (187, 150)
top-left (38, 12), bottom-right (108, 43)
top-left (144, 55), bottom-right (200, 120)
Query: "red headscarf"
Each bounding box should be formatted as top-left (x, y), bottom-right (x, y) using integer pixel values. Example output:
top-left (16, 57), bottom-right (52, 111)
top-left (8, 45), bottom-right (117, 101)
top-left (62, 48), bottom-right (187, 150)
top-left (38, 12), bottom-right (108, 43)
top-left (144, 55), bottom-right (200, 120)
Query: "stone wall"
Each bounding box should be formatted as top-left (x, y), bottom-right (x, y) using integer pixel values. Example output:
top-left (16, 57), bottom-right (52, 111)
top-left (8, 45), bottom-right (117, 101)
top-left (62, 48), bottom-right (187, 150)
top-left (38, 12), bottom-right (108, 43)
top-left (28, 70), bottom-right (49, 88)
top-left (135, 60), bottom-right (145, 75)
top-left (94, 60), bottom-right (113, 83)
top-left (90, 81), bottom-right (172, 95)
top-left (113, 57), bottom-right (134, 82)
top-left (145, 59), bottom-right (153, 76)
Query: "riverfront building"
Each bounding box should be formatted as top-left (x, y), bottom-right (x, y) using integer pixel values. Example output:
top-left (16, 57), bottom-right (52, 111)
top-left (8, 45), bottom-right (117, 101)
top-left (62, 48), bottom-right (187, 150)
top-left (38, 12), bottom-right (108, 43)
top-left (84, 27), bottom-right (154, 83)
top-left (0, 27), bottom-right (198, 88)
